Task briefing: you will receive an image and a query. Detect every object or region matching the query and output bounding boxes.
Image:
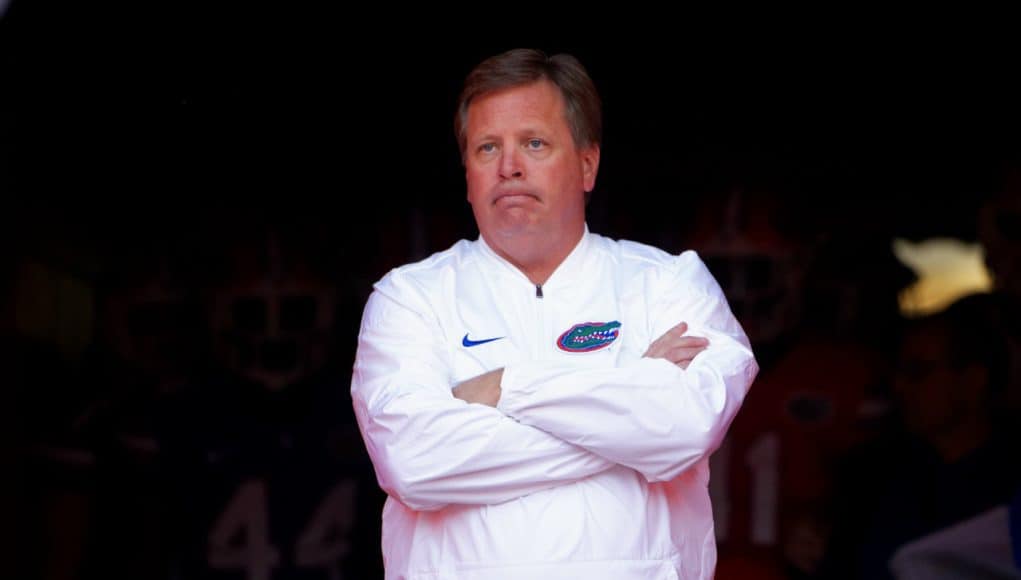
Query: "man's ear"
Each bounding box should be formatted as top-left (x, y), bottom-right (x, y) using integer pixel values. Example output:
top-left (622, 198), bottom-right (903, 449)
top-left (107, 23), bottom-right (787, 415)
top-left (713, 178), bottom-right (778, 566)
top-left (581, 145), bottom-right (600, 193)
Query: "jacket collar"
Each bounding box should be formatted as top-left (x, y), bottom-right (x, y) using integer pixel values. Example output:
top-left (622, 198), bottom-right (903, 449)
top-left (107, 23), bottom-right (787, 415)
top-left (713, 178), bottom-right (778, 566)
top-left (476, 224), bottom-right (593, 291)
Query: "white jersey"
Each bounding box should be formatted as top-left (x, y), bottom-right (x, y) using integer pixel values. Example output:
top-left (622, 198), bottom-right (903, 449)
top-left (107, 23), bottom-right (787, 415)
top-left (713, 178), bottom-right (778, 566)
top-left (351, 228), bottom-right (758, 579)
top-left (890, 504), bottom-right (1021, 580)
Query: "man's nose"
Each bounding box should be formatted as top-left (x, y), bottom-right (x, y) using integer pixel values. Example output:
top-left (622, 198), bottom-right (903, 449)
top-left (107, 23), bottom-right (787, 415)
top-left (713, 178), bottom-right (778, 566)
top-left (498, 148), bottom-right (524, 180)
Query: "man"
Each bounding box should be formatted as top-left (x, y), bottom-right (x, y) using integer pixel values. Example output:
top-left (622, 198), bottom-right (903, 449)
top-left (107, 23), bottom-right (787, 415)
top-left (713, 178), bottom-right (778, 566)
top-left (351, 48), bottom-right (758, 579)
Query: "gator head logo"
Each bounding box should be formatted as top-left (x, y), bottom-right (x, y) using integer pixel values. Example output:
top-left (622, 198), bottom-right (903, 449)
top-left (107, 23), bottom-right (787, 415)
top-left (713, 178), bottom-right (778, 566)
top-left (557, 321), bottom-right (622, 353)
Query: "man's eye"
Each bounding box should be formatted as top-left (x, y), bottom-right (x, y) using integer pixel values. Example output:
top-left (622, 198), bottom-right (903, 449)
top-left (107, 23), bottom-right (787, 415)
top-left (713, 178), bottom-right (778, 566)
top-left (479, 143), bottom-right (497, 153)
top-left (527, 139), bottom-right (544, 149)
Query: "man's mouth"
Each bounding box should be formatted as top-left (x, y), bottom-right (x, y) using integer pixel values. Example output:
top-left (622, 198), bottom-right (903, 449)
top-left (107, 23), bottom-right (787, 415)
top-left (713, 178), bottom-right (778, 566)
top-left (493, 190), bottom-right (539, 205)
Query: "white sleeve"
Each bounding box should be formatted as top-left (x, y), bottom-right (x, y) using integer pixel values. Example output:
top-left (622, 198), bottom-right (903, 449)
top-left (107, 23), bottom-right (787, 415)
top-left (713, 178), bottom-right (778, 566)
top-left (497, 251), bottom-right (758, 482)
top-left (351, 279), bottom-right (614, 512)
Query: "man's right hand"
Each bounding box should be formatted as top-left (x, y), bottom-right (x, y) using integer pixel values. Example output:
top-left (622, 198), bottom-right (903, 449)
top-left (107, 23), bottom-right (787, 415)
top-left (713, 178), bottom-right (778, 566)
top-left (643, 322), bottom-right (709, 369)
top-left (452, 368), bottom-right (504, 407)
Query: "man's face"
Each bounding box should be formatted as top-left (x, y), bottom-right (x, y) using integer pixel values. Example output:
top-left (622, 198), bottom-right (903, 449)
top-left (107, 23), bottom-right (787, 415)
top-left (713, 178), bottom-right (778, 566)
top-left (464, 81), bottom-right (599, 248)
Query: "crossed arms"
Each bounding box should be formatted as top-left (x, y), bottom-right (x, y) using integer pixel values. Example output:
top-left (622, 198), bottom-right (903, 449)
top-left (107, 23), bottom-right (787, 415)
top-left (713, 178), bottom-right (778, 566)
top-left (350, 254), bottom-right (758, 511)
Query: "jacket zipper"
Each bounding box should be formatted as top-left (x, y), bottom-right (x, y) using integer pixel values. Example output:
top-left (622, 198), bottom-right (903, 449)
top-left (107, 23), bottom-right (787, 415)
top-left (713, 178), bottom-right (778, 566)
top-left (534, 284), bottom-right (546, 358)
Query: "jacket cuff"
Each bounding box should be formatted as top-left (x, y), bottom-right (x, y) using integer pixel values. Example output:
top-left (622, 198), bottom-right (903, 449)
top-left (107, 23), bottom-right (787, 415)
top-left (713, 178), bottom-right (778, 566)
top-left (496, 363), bottom-right (532, 416)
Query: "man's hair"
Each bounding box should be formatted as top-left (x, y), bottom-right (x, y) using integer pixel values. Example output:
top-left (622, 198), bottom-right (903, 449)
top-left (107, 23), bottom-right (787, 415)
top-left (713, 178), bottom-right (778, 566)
top-left (454, 48), bottom-right (602, 159)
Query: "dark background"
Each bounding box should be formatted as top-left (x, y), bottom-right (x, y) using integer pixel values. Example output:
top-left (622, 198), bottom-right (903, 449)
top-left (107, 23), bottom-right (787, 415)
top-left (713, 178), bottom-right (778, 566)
top-left (5, 6), bottom-right (1019, 249)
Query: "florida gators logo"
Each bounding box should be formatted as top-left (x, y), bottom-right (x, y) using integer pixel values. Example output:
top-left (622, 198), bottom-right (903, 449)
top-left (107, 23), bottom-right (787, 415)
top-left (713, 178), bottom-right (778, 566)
top-left (557, 321), bottom-right (622, 353)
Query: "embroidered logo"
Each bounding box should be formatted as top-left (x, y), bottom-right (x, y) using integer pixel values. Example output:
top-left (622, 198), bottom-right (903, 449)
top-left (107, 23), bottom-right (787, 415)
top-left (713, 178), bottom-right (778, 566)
top-left (462, 334), bottom-right (504, 348)
top-left (556, 321), bottom-right (621, 353)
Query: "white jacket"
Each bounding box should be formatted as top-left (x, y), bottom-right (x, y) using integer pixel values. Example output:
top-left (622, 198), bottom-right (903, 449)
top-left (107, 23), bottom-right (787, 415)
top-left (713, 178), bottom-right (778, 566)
top-left (351, 228), bottom-right (758, 579)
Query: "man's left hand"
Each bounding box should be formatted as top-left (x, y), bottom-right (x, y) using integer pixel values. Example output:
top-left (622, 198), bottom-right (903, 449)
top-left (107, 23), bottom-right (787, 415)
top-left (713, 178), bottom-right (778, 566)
top-left (643, 321), bottom-right (709, 369)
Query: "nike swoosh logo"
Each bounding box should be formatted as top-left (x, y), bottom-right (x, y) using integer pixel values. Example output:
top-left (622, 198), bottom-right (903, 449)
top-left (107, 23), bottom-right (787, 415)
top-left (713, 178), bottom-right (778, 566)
top-left (462, 334), bottom-right (504, 347)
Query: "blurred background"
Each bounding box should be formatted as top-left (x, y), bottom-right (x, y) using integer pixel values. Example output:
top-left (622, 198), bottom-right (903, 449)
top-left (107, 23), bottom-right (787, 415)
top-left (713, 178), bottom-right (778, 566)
top-left (3, 3), bottom-right (1020, 578)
